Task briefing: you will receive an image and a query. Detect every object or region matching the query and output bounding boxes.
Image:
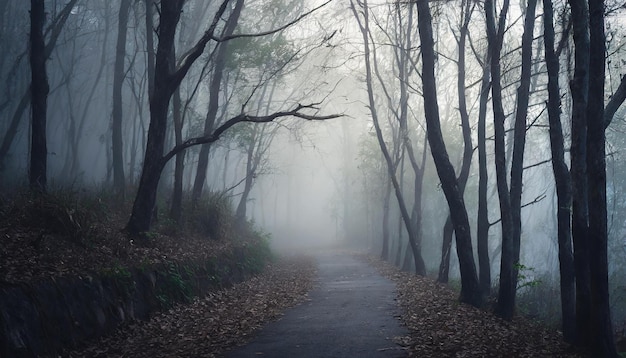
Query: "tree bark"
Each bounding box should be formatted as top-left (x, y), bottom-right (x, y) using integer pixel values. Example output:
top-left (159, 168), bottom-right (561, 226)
top-left (144, 0), bottom-right (155, 99)
top-left (604, 74), bottom-right (626, 128)
top-left (437, 217), bottom-right (454, 283)
top-left (112, 0), bottom-right (132, 200)
top-left (29, 0), bottom-right (48, 192)
top-left (586, 0), bottom-right (618, 354)
top-left (235, 126), bottom-right (258, 223)
top-left (415, 0), bottom-right (481, 307)
top-left (543, 0), bottom-right (576, 343)
top-left (169, 85), bottom-right (184, 223)
top-left (437, 0), bottom-right (473, 284)
top-left (485, 0), bottom-right (514, 310)
top-left (497, 0), bottom-right (537, 320)
top-left (567, 0), bottom-right (592, 344)
top-left (477, 57), bottom-right (492, 296)
top-left (191, 0), bottom-right (244, 203)
top-left (381, 177), bottom-right (392, 261)
top-left (126, 0), bottom-right (232, 234)
top-left (126, 0), bottom-right (187, 234)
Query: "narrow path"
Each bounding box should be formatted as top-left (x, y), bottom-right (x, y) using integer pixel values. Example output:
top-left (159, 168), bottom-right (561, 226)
top-left (226, 252), bottom-right (408, 357)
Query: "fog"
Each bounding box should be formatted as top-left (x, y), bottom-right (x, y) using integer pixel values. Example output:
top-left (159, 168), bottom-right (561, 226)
top-left (2, 0), bottom-right (626, 330)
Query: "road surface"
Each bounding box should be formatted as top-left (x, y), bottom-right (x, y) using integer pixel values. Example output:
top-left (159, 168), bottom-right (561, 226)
top-left (226, 252), bottom-right (408, 358)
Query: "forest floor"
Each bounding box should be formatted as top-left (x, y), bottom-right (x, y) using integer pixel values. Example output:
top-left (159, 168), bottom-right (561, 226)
top-left (64, 251), bottom-right (587, 358)
top-left (0, 191), bottom-right (595, 357)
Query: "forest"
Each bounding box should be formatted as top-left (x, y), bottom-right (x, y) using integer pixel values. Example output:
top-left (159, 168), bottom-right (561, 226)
top-left (1, 0), bottom-right (626, 356)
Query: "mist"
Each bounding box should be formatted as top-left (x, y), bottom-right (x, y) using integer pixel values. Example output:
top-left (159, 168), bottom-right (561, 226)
top-left (1, 0), bottom-right (626, 353)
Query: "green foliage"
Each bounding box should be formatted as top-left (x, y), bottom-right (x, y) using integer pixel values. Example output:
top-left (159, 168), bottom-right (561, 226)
top-left (240, 232), bottom-right (274, 273)
top-left (101, 263), bottom-right (135, 299)
top-left (515, 263), bottom-right (542, 291)
top-left (515, 273), bottom-right (561, 328)
top-left (156, 262), bottom-right (192, 309)
top-left (226, 35), bottom-right (296, 72)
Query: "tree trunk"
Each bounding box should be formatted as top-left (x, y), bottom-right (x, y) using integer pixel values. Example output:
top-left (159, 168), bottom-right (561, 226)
top-left (191, 0), bottom-right (244, 203)
top-left (477, 58), bottom-right (492, 296)
top-left (567, 0), bottom-right (592, 344)
top-left (485, 0), bottom-right (516, 320)
top-left (381, 177), bottom-right (392, 261)
top-left (350, 0), bottom-right (425, 276)
top-left (586, 0), bottom-right (618, 354)
top-left (169, 85), bottom-right (184, 223)
top-left (498, 0), bottom-right (537, 320)
top-left (394, 149), bottom-right (406, 265)
top-left (126, 0), bottom-right (236, 234)
top-left (543, 0), bottom-right (576, 343)
top-left (1, 0), bottom-right (78, 171)
top-left (415, 0), bottom-right (481, 307)
top-left (112, 0), bottom-right (132, 200)
top-left (235, 126), bottom-right (258, 223)
top-left (437, 218), bottom-right (454, 283)
top-left (126, 0), bottom-right (185, 234)
top-left (144, 0), bottom-right (155, 99)
top-left (29, 0), bottom-right (48, 192)
top-left (437, 0), bottom-right (474, 284)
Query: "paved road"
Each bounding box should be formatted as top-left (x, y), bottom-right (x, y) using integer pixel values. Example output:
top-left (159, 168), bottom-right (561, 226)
top-left (226, 252), bottom-right (408, 358)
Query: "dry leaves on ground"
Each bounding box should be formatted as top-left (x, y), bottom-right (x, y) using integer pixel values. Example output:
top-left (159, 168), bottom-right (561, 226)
top-left (61, 256), bottom-right (316, 358)
top-left (364, 256), bottom-right (587, 358)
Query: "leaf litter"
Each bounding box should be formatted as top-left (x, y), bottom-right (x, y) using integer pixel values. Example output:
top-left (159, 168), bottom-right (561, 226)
top-left (363, 255), bottom-right (587, 358)
top-left (59, 256), bottom-right (316, 358)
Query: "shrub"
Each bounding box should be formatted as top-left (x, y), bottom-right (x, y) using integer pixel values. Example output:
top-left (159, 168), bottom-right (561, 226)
top-left (185, 191), bottom-right (235, 240)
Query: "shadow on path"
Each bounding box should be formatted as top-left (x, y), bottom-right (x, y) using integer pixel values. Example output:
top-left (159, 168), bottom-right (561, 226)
top-left (226, 252), bottom-right (408, 357)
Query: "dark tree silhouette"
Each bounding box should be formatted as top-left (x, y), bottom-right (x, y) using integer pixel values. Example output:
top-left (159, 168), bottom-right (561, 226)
top-left (543, 0), bottom-right (576, 343)
top-left (415, 0), bottom-right (481, 307)
top-left (111, 0), bottom-right (132, 200)
top-left (191, 0), bottom-right (244, 204)
top-left (29, 0), bottom-right (49, 192)
top-left (567, 0), bottom-right (592, 344)
top-left (586, 0), bottom-right (618, 354)
top-left (437, 0), bottom-right (474, 284)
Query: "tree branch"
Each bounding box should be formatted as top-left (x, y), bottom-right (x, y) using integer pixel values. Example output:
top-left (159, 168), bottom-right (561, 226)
top-left (160, 104), bottom-right (342, 166)
top-left (213, 0), bottom-right (333, 42)
top-left (605, 74), bottom-right (626, 129)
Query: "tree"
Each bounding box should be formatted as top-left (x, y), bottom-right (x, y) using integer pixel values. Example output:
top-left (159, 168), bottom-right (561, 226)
top-left (543, 0), bottom-right (576, 343)
top-left (415, 0), bottom-right (482, 307)
top-left (29, 0), bottom-right (49, 192)
top-left (125, 0), bottom-right (336, 235)
top-left (498, 0), bottom-right (538, 321)
top-left (191, 0), bottom-right (244, 204)
top-left (437, 0), bottom-right (475, 285)
top-left (475, 49), bottom-right (492, 297)
top-left (350, 0), bottom-right (427, 275)
top-left (112, 0), bottom-right (132, 200)
top-left (567, 0), bottom-right (592, 343)
top-left (586, 0), bottom-right (618, 354)
top-left (0, 0), bottom-right (78, 172)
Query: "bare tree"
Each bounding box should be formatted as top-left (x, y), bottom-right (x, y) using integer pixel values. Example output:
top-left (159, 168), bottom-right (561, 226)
top-left (415, 0), bottom-right (482, 307)
top-left (437, 0), bottom-right (475, 285)
top-left (112, 0), bottom-right (132, 199)
top-left (29, 0), bottom-right (49, 192)
top-left (543, 0), bottom-right (576, 343)
top-left (350, 0), bottom-right (427, 275)
top-left (586, 0), bottom-right (618, 354)
top-left (0, 0), bottom-right (79, 171)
